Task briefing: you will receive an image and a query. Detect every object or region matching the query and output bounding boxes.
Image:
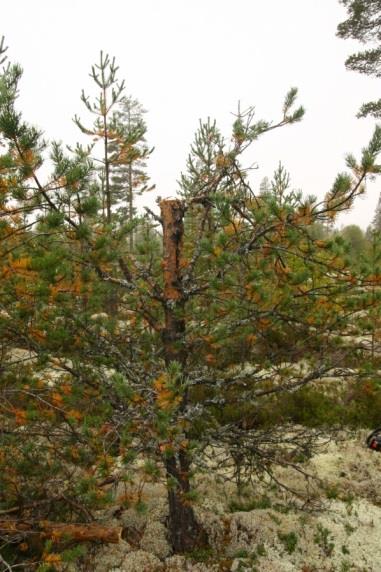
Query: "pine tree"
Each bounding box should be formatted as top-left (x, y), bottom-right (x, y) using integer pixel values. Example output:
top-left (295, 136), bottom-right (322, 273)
top-left (108, 96), bottom-right (154, 249)
top-left (337, 0), bottom-right (381, 117)
top-left (340, 224), bottom-right (367, 261)
top-left (372, 191), bottom-right (381, 230)
top-left (3, 40), bottom-right (381, 565)
top-left (362, 192), bottom-right (381, 361)
top-left (73, 51), bottom-right (126, 224)
top-left (259, 175), bottom-right (271, 195)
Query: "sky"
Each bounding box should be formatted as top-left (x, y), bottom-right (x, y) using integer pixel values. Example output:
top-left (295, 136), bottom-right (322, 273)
top-left (2, 0), bottom-right (381, 229)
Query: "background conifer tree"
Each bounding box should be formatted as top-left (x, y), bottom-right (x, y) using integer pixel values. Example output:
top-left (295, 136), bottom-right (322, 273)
top-left (337, 0), bottom-right (381, 117)
top-left (74, 51), bottom-right (126, 225)
top-left (371, 191), bottom-right (381, 230)
top-left (108, 96), bottom-right (154, 249)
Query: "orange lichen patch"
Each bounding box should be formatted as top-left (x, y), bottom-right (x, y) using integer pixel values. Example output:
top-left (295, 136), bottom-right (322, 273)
top-left (20, 149), bottom-right (36, 166)
top-left (366, 274), bottom-right (381, 284)
top-left (362, 382), bottom-right (376, 396)
top-left (61, 384), bottom-right (72, 395)
top-left (154, 374), bottom-right (181, 411)
top-left (202, 335), bottom-right (214, 343)
top-left (0, 179), bottom-right (9, 193)
top-left (55, 175), bottom-right (67, 187)
top-left (70, 446), bottom-right (80, 460)
top-left (10, 256), bottom-right (31, 271)
top-left (41, 409), bottom-right (56, 421)
top-left (223, 221), bottom-right (242, 236)
top-left (205, 353), bottom-right (216, 365)
top-left (67, 409), bottom-right (82, 421)
top-left (333, 257), bottom-right (346, 270)
top-left (293, 205), bottom-right (313, 225)
top-left (224, 224), bottom-right (236, 236)
top-left (116, 146), bottom-right (141, 165)
top-left (215, 153), bottom-right (231, 169)
top-left (276, 264), bottom-right (291, 276)
top-left (130, 393), bottom-right (144, 404)
top-left (220, 288), bottom-right (234, 300)
top-left (159, 442), bottom-right (174, 454)
top-left (99, 422), bottom-right (113, 436)
top-left (49, 275), bottom-right (84, 300)
top-left (51, 392), bottom-right (63, 407)
top-left (43, 553), bottom-right (62, 564)
top-left (97, 454), bottom-right (114, 471)
top-left (261, 245), bottom-right (272, 256)
top-left (179, 258), bottom-right (190, 269)
top-left (245, 286), bottom-right (262, 303)
top-left (157, 388), bottom-right (179, 410)
top-left (153, 374), bottom-right (167, 391)
top-left (29, 328), bottom-right (46, 342)
top-left (13, 409), bottom-right (27, 425)
top-left (325, 209), bottom-right (338, 220)
top-left (117, 490), bottom-right (143, 506)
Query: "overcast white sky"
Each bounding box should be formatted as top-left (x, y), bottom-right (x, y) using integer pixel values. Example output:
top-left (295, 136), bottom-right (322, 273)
top-left (3, 0), bottom-right (381, 229)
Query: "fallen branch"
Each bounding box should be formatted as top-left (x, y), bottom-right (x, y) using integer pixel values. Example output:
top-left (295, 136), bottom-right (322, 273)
top-left (0, 520), bottom-right (122, 544)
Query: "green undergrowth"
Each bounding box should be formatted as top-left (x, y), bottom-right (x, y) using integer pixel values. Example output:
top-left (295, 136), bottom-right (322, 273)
top-left (193, 378), bottom-right (381, 432)
top-left (229, 494), bottom-right (272, 512)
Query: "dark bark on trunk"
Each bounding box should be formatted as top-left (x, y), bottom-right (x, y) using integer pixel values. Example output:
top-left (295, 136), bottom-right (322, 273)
top-left (161, 199), bottom-right (186, 365)
top-left (160, 199), bottom-right (208, 553)
top-left (165, 451), bottom-right (208, 553)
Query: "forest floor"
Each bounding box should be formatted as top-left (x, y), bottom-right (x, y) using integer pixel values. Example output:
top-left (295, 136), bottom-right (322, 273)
top-left (71, 431), bottom-right (381, 572)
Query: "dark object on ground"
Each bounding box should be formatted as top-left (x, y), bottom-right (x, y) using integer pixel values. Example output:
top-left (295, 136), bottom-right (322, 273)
top-left (366, 428), bottom-right (381, 451)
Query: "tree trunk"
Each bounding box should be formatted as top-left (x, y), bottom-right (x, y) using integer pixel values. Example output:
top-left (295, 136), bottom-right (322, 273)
top-left (161, 199), bottom-right (186, 364)
top-left (165, 450), bottom-right (208, 553)
top-left (160, 199), bottom-right (208, 553)
top-left (128, 163), bottom-right (134, 251)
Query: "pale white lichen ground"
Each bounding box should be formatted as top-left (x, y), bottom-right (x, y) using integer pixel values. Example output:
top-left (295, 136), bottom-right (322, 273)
top-left (77, 434), bottom-right (381, 571)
